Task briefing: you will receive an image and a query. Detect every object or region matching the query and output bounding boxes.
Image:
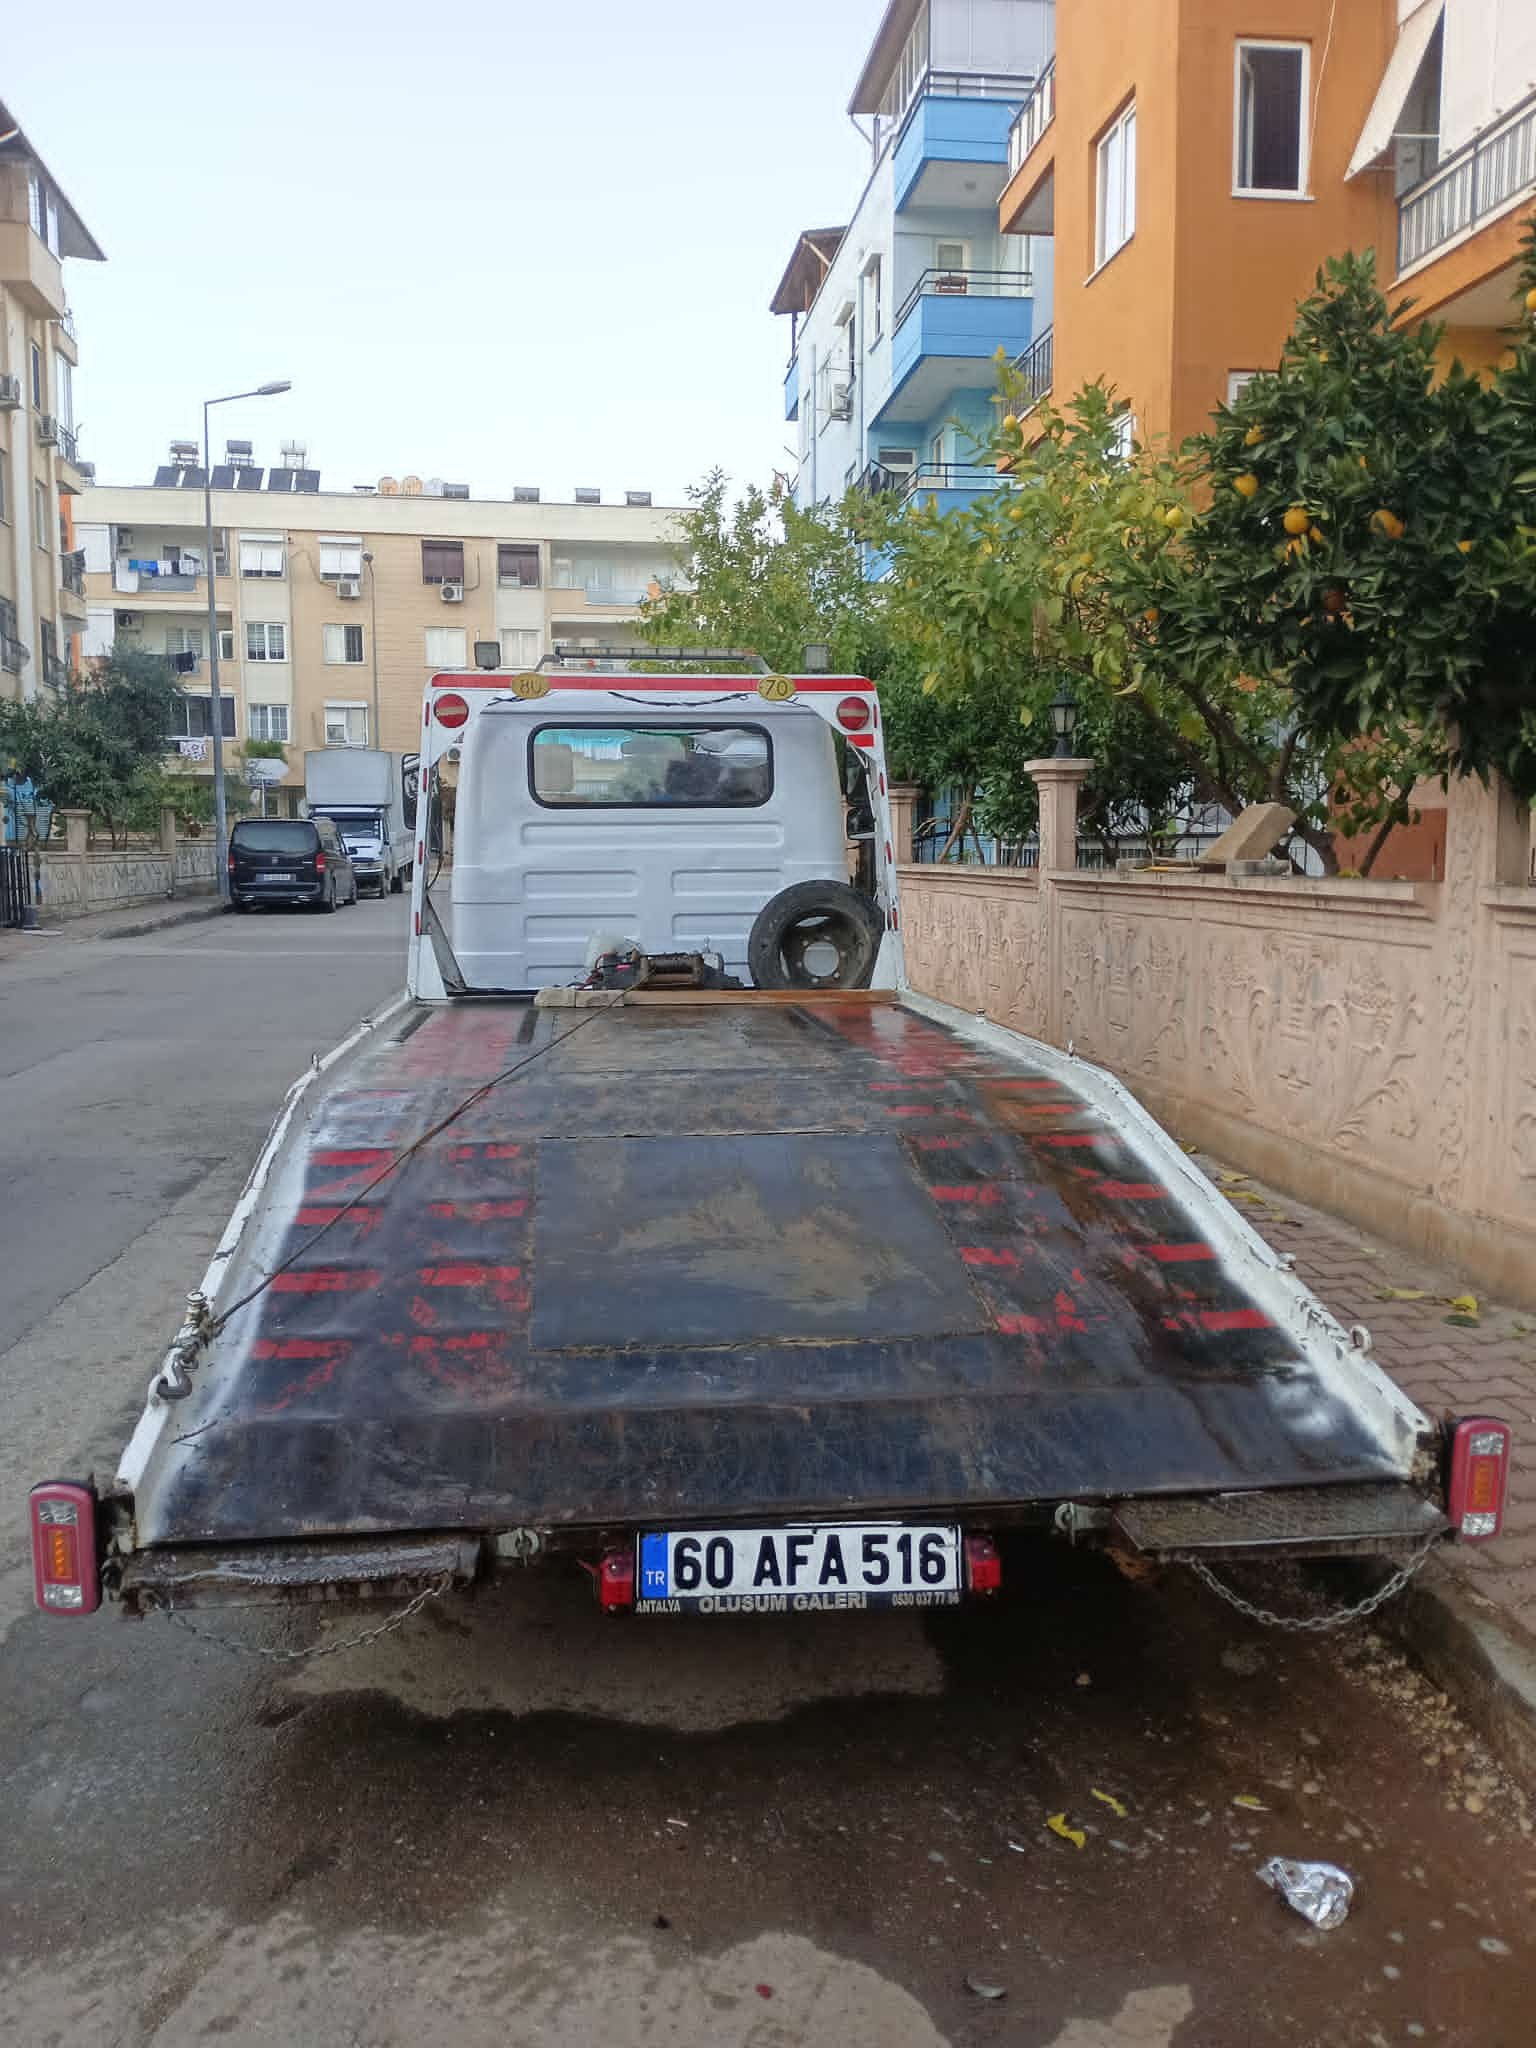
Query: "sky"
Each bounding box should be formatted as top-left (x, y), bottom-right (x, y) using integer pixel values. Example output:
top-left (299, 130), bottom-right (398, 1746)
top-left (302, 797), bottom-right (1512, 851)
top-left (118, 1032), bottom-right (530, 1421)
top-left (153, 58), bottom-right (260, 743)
top-left (6, 0), bottom-right (879, 506)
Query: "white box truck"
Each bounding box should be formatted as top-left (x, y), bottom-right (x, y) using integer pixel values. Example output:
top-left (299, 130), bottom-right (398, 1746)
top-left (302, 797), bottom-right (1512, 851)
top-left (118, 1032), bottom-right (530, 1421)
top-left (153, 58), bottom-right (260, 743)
top-left (303, 749), bottom-right (416, 896)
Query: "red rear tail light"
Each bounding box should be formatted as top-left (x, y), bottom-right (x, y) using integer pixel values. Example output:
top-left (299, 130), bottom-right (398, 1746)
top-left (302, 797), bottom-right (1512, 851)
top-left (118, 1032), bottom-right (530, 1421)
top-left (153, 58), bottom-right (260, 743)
top-left (836, 695), bottom-right (872, 733)
top-left (1448, 1418), bottom-right (1511, 1542)
top-left (30, 1481), bottom-right (101, 1614)
top-left (434, 692), bottom-right (470, 729)
top-left (964, 1533), bottom-right (1002, 1594)
top-left (227, 850), bottom-right (236, 872)
top-left (598, 1547), bottom-right (635, 1610)
top-left (314, 851), bottom-right (326, 872)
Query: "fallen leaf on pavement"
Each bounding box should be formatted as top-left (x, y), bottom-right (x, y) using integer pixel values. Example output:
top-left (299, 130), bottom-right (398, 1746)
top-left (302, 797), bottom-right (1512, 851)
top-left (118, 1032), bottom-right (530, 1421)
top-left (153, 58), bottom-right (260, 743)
top-left (1232, 1795), bottom-right (1269, 1811)
top-left (1377, 1288), bottom-right (1429, 1301)
top-left (1047, 1814), bottom-right (1087, 1849)
top-left (1091, 1789), bottom-right (1129, 1818)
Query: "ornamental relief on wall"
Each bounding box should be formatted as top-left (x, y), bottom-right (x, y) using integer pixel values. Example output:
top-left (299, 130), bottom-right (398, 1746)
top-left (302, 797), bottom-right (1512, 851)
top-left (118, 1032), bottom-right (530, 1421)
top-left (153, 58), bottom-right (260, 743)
top-left (1058, 911), bottom-right (1189, 1082)
top-left (1199, 931), bottom-right (1426, 1164)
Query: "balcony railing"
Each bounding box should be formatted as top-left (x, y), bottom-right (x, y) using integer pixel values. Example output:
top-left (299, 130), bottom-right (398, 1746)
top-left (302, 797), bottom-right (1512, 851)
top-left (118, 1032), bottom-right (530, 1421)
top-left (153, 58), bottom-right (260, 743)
top-left (1007, 58), bottom-right (1055, 177)
top-left (893, 267), bottom-right (1032, 333)
top-left (114, 559), bottom-right (200, 595)
top-left (856, 461), bottom-right (1003, 501)
top-left (55, 420), bottom-right (79, 465)
top-left (1013, 324), bottom-right (1054, 408)
top-left (1398, 85), bottom-right (1536, 271)
top-left (1, 633), bottom-right (27, 675)
top-left (43, 655), bottom-right (71, 690)
top-left (550, 579), bottom-right (653, 607)
top-left (61, 549), bottom-right (86, 596)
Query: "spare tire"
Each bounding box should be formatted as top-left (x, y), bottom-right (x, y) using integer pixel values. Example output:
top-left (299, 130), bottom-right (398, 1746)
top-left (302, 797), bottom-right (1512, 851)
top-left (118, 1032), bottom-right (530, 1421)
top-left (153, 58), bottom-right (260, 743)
top-left (748, 881), bottom-right (885, 991)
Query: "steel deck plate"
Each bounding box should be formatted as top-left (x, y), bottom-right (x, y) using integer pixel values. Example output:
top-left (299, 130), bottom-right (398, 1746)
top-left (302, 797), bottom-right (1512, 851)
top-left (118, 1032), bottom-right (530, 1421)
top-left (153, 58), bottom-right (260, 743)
top-left (128, 1000), bottom-right (1422, 1547)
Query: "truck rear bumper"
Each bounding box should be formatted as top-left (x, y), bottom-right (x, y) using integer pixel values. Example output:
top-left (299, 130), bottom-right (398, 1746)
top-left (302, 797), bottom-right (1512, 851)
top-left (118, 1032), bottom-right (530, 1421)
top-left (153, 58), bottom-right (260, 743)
top-left (113, 1484), bottom-right (1449, 1613)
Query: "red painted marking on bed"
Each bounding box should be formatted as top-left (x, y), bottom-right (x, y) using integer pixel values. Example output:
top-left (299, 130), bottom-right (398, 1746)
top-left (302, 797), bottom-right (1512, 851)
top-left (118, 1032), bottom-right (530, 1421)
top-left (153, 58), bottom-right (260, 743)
top-left (1037, 1133), bottom-right (1100, 1148)
top-left (930, 1185), bottom-right (1003, 1205)
top-left (1200, 1307), bottom-right (1272, 1332)
top-left (271, 1269), bottom-right (381, 1293)
top-left (1147, 1242), bottom-right (1216, 1263)
top-left (1098, 1182), bottom-right (1165, 1199)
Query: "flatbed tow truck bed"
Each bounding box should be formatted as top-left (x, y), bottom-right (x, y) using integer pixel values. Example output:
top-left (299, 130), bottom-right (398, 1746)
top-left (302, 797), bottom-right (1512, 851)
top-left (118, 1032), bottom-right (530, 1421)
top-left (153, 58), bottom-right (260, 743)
top-left (109, 989), bottom-right (1441, 1608)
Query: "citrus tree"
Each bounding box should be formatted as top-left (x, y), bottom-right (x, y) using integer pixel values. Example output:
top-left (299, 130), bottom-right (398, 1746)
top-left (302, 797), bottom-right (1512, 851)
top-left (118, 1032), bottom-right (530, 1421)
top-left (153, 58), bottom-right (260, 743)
top-left (1154, 240), bottom-right (1536, 856)
top-left (864, 383), bottom-right (1342, 870)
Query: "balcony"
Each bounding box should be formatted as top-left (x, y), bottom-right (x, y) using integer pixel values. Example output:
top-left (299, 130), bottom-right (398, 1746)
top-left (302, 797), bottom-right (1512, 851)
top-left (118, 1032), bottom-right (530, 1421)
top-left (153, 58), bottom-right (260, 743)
top-left (1398, 86), bottom-right (1536, 273)
top-left (880, 268), bottom-right (1034, 425)
top-left (1013, 324), bottom-right (1053, 410)
top-left (892, 73), bottom-right (1037, 213)
top-left (59, 550), bottom-right (88, 618)
top-left (54, 308), bottom-right (78, 365)
top-left (857, 460), bottom-right (1005, 517)
top-left (1007, 60), bottom-right (1055, 176)
top-left (114, 558), bottom-right (201, 597)
top-left (0, 218), bottom-right (65, 317)
top-left (550, 579), bottom-right (654, 608)
top-left (1, 633), bottom-right (27, 676)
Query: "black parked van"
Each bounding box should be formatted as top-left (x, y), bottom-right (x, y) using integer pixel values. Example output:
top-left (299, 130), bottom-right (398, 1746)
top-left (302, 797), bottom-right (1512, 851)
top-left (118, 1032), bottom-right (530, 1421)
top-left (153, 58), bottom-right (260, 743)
top-left (229, 817), bottom-right (358, 912)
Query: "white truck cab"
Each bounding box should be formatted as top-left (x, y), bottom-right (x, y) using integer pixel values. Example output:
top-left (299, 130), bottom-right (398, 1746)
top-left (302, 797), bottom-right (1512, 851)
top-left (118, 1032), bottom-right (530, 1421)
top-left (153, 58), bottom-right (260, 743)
top-left (408, 662), bottom-right (899, 999)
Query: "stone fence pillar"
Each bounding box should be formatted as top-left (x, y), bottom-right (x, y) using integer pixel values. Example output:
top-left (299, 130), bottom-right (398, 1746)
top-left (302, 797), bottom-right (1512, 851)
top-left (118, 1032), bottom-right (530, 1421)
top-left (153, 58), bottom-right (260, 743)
top-left (61, 808), bottom-right (90, 858)
top-left (888, 783), bottom-right (922, 865)
top-left (1024, 755), bottom-right (1093, 1044)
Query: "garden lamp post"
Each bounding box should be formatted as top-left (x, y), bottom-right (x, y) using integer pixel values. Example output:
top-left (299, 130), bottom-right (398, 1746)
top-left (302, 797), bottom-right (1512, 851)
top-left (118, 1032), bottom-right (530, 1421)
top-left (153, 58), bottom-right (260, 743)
top-left (1050, 685), bottom-right (1079, 757)
top-left (203, 380), bottom-right (290, 899)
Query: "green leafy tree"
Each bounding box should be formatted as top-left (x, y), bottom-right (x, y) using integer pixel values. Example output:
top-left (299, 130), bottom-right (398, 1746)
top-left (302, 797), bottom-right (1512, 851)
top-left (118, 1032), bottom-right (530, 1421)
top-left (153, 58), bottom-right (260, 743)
top-left (640, 469), bottom-right (899, 678)
top-left (1156, 240), bottom-right (1536, 859)
top-left (0, 652), bottom-right (187, 845)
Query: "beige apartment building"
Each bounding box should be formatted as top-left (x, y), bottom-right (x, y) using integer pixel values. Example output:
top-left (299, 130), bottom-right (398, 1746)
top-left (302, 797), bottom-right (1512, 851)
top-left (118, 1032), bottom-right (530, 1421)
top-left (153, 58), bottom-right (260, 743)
top-left (0, 100), bottom-right (103, 700)
top-left (77, 458), bottom-right (682, 799)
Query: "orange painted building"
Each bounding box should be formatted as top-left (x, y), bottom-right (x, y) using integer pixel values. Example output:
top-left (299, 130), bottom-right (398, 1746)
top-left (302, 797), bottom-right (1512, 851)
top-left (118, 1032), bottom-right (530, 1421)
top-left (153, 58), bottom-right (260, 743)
top-left (999, 0), bottom-right (1536, 880)
top-left (999, 0), bottom-right (1536, 447)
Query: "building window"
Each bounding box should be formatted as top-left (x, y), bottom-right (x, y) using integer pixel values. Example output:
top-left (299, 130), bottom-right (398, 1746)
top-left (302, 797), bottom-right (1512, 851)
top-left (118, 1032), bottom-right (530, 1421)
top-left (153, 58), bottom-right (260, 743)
top-left (168, 694), bottom-right (237, 740)
top-left (1227, 371), bottom-right (1260, 404)
top-left (1095, 101), bottom-right (1137, 268)
top-left (324, 703), bottom-right (369, 747)
top-left (248, 703), bottom-right (290, 742)
top-left (245, 621), bottom-right (287, 663)
top-left (864, 257), bottom-right (883, 343)
top-left (55, 356), bottom-right (74, 434)
top-left (1110, 410), bottom-right (1136, 461)
top-left (40, 619), bottom-right (57, 674)
top-left (502, 627), bottom-right (541, 668)
top-left (425, 626), bottom-right (467, 668)
top-left (497, 543), bottom-right (540, 587)
top-left (166, 627), bottom-right (204, 663)
top-left (318, 537), bottom-right (363, 579)
top-left (1234, 42), bottom-right (1308, 195)
top-left (323, 623), bottom-right (365, 665)
top-left (31, 342), bottom-right (43, 409)
top-left (935, 240), bottom-right (969, 276)
top-left (421, 539), bottom-right (464, 584)
top-left (239, 535), bottom-right (286, 578)
top-left (35, 479), bottom-right (49, 548)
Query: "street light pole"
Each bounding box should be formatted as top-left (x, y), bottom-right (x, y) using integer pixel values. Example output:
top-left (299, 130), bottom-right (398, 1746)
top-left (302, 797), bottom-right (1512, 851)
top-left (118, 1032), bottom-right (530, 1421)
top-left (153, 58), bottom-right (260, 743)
top-left (202, 380), bottom-right (291, 901)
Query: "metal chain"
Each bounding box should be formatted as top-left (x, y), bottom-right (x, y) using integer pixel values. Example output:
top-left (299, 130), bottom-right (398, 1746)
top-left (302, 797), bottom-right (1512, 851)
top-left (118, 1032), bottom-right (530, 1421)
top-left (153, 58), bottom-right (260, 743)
top-left (1185, 1538), bottom-right (1439, 1633)
top-left (149, 1573), bottom-right (452, 1662)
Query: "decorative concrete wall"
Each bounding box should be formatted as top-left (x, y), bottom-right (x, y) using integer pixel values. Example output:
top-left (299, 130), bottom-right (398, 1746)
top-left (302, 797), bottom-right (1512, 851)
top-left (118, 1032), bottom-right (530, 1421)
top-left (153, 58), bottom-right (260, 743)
top-left (33, 809), bottom-right (218, 918)
top-left (898, 763), bottom-right (1536, 1307)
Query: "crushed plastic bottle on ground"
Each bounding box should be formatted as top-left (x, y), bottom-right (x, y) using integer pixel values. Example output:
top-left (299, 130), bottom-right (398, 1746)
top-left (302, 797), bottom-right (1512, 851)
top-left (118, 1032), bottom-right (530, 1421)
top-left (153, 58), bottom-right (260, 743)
top-left (1257, 1857), bottom-right (1355, 1930)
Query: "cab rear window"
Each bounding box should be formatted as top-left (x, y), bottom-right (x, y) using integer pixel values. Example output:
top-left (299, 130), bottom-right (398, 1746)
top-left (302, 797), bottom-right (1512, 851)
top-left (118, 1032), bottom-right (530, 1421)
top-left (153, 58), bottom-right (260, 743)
top-left (529, 725), bottom-right (772, 808)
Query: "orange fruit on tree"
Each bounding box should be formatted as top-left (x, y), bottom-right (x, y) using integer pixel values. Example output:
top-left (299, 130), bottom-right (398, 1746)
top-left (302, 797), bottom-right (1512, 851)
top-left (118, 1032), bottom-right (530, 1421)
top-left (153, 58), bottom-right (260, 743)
top-left (1282, 506), bottom-right (1310, 535)
top-left (1003, 413), bottom-right (1019, 432)
top-left (1144, 607), bottom-right (1160, 624)
top-left (1164, 505), bottom-right (1186, 528)
top-left (1309, 524), bottom-right (1325, 543)
top-left (1243, 425), bottom-right (1264, 447)
top-left (1456, 538), bottom-right (1473, 553)
top-left (1526, 287), bottom-right (1536, 312)
top-left (1234, 473), bottom-right (1259, 499)
top-left (1370, 507), bottom-right (1405, 539)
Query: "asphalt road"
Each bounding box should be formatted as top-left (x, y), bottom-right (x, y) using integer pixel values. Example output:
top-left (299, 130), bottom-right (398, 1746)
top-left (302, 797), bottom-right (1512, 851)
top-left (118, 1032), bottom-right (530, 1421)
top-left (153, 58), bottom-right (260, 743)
top-left (2, 906), bottom-right (1533, 2047)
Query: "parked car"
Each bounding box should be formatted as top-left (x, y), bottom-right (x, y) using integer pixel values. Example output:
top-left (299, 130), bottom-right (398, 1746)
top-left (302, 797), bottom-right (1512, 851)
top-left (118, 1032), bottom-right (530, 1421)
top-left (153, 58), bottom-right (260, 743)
top-left (228, 816), bottom-right (357, 912)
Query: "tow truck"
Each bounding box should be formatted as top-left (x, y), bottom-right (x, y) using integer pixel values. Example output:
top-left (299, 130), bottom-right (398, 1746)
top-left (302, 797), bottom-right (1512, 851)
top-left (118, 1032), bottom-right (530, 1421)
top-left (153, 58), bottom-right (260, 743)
top-left (30, 657), bottom-right (1511, 1627)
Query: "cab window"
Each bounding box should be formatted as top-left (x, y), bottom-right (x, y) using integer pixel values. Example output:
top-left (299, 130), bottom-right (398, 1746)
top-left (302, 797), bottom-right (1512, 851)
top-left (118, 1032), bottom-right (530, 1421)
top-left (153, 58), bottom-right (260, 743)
top-left (530, 725), bottom-right (773, 808)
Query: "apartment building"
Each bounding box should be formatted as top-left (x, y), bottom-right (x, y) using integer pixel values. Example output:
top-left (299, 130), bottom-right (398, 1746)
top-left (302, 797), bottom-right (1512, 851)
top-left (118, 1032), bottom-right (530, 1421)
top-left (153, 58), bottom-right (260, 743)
top-left (0, 100), bottom-right (103, 702)
top-left (997, 0), bottom-right (1536, 445)
top-left (772, 0), bottom-right (1054, 518)
top-left (77, 458), bottom-right (680, 800)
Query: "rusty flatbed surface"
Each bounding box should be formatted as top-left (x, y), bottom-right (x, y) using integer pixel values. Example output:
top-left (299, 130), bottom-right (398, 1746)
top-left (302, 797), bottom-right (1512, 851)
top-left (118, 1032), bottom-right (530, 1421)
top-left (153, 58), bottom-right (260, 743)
top-left (130, 1000), bottom-right (1421, 1548)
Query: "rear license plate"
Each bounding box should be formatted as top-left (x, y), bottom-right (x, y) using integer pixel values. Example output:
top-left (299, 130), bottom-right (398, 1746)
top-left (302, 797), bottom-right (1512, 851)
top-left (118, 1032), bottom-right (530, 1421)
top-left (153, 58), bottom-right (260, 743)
top-left (635, 1524), bottom-right (962, 1614)
top-left (255, 871), bottom-right (291, 882)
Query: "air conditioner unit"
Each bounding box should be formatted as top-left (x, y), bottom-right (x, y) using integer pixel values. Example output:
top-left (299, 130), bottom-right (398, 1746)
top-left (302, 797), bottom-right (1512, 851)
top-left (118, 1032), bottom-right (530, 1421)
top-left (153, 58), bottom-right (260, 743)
top-left (36, 414), bottom-right (59, 447)
top-left (828, 382), bottom-right (853, 420)
top-left (0, 374), bottom-right (21, 410)
top-left (335, 576), bottom-right (361, 599)
top-left (439, 581), bottom-right (464, 603)
top-left (446, 744), bottom-right (463, 763)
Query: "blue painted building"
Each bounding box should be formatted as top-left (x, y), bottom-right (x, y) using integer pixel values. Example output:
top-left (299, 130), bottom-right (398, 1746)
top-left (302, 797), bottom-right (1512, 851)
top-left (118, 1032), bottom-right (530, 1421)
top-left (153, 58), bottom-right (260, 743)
top-left (771, 0), bottom-right (1054, 526)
